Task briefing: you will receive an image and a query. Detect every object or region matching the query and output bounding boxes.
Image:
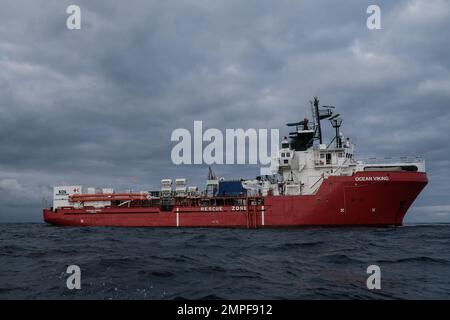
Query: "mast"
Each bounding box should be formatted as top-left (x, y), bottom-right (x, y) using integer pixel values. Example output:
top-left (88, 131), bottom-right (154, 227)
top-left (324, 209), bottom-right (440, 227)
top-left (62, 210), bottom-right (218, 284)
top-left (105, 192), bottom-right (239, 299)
top-left (311, 96), bottom-right (334, 145)
top-left (313, 97), bottom-right (322, 144)
top-left (329, 114), bottom-right (343, 148)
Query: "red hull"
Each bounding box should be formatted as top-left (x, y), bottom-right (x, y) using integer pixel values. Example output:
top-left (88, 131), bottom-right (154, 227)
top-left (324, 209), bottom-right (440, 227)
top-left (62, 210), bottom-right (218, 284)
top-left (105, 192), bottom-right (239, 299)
top-left (43, 171), bottom-right (427, 228)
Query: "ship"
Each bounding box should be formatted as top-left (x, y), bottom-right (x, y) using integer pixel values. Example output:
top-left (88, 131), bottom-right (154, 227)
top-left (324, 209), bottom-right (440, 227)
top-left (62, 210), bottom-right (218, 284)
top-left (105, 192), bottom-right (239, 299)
top-left (43, 97), bottom-right (428, 227)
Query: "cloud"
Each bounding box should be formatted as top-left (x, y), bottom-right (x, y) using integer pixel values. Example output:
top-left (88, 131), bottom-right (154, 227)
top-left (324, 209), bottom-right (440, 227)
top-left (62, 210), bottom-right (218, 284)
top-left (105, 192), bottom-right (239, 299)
top-left (0, 178), bottom-right (49, 222)
top-left (406, 205), bottom-right (450, 223)
top-left (0, 0), bottom-right (449, 221)
top-left (0, 178), bottom-right (22, 191)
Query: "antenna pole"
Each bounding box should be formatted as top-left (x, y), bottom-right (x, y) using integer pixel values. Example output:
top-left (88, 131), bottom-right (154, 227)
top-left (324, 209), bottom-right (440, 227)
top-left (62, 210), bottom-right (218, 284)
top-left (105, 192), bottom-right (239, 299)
top-left (314, 96), bottom-right (322, 144)
top-left (335, 126), bottom-right (339, 148)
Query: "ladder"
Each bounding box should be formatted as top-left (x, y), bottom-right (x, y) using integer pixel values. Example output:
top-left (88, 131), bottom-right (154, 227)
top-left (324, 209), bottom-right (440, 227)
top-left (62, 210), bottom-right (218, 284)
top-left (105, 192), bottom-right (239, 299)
top-left (246, 195), bottom-right (258, 229)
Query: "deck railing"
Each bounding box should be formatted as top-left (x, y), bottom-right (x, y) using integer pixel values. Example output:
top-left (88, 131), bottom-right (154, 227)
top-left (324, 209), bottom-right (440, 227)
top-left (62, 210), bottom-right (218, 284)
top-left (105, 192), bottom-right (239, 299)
top-left (357, 156), bottom-right (424, 165)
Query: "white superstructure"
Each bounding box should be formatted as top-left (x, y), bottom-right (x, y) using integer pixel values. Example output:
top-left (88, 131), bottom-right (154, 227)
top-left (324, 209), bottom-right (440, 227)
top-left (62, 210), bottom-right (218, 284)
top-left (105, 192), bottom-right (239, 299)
top-left (243, 96), bottom-right (426, 196)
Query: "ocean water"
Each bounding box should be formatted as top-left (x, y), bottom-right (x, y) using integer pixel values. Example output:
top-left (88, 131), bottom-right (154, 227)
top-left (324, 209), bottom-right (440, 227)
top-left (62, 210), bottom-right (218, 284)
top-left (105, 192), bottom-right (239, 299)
top-left (0, 223), bottom-right (449, 299)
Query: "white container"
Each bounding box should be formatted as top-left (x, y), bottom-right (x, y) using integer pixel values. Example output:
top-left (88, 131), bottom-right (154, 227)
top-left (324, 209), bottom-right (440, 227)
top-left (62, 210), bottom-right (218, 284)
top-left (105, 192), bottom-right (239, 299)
top-left (102, 188), bottom-right (114, 194)
top-left (53, 185), bottom-right (82, 209)
top-left (161, 179), bottom-right (172, 186)
top-left (86, 187), bottom-right (102, 194)
top-left (175, 178), bottom-right (187, 185)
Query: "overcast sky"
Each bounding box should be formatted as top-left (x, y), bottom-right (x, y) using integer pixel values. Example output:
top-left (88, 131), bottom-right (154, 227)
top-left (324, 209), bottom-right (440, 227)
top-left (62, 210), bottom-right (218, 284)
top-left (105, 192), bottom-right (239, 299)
top-left (0, 0), bottom-right (449, 222)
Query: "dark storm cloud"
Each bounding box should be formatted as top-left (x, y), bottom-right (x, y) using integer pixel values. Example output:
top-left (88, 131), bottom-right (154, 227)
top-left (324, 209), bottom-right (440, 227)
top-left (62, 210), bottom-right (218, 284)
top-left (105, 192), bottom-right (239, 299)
top-left (0, 0), bottom-right (449, 221)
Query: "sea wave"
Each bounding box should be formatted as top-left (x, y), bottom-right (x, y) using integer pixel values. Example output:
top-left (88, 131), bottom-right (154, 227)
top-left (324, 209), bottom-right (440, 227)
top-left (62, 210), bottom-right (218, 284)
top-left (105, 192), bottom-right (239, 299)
top-left (1, 223), bottom-right (450, 299)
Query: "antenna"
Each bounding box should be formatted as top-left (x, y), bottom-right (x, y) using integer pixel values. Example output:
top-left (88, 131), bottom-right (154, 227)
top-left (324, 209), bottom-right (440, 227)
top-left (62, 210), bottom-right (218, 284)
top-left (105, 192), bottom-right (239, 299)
top-left (330, 117), bottom-right (343, 148)
top-left (329, 113), bottom-right (340, 121)
top-left (286, 97), bottom-right (337, 151)
top-left (207, 166), bottom-right (216, 180)
top-left (313, 97), bottom-right (322, 143)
